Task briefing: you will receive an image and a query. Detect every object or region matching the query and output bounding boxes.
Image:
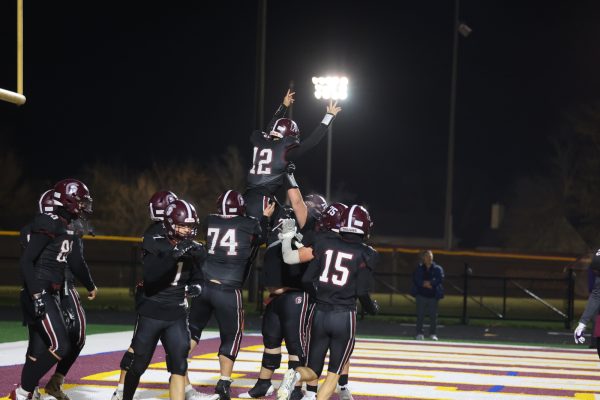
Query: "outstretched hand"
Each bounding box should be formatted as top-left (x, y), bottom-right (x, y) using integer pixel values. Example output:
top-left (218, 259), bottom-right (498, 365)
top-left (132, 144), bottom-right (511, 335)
top-left (283, 89), bottom-right (296, 107)
top-left (327, 100), bottom-right (342, 116)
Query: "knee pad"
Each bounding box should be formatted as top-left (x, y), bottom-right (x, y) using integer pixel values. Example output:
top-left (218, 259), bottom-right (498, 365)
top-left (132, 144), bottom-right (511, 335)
top-left (218, 351), bottom-right (237, 362)
top-left (130, 352), bottom-right (152, 377)
top-left (261, 352), bottom-right (281, 371)
top-left (288, 359), bottom-right (301, 370)
top-left (218, 335), bottom-right (239, 361)
top-left (188, 324), bottom-right (202, 344)
top-left (120, 351), bottom-right (135, 371)
top-left (263, 335), bottom-right (281, 350)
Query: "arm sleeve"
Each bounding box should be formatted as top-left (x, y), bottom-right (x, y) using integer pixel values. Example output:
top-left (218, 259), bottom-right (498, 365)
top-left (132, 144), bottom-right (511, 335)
top-left (413, 265), bottom-right (424, 287)
top-left (67, 237), bottom-right (96, 292)
top-left (580, 278), bottom-right (600, 325)
top-left (286, 116), bottom-right (334, 161)
top-left (19, 233), bottom-right (51, 296)
top-left (189, 247), bottom-right (207, 284)
top-left (265, 104), bottom-right (288, 134)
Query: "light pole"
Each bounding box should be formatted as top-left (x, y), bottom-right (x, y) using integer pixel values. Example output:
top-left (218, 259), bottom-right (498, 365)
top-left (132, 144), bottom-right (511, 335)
top-left (444, 0), bottom-right (471, 249)
top-left (312, 76), bottom-right (348, 202)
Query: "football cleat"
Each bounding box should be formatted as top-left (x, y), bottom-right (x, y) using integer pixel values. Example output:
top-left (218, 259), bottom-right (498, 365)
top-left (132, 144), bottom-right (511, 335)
top-left (239, 380), bottom-right (275, 398)
top-left (337, 385), bottom-right (354, 400)
top-left (45, 373), bottom-right (70, 400)
top-left (186, 388), bottom-right (219, 400)
top-left (8, 387), bottom-right (33, 400)
top-left (214, 379), bottom-right (232, 400)
top-left (277, 369), bottom-right (300, 400)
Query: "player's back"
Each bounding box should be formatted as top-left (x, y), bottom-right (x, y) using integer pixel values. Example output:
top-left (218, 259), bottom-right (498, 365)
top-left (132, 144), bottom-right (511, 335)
top-left (203, 214), bottom-right (261, 288)
top-left (308, 233), bottom-right (377, 308)
top-left (246, 134), bottom-right (298, 194)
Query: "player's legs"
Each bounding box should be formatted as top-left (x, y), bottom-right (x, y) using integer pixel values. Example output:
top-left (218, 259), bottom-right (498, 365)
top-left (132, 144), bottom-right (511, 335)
top-left (123, 315), bottom-right (164, 400)
top-left (319, 310), bottom-right (355, 400)
top-left (189, 289), bottom-right (214, 350)
top-left (47, 286), bottom-right (87, 399)
top-left (210, 286), bottom-right (244, 400)
top-left (19, 291), bottom-right (72, 395)
top-left (161, 317), bottom-right (191, 400)
top-left (280, 291), bottom-right (309, 368)
top-left (240, 300), bottom-right (282, 398)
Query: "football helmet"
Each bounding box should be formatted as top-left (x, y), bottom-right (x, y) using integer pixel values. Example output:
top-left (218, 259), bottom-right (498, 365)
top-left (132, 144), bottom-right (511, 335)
top-left (149, 190), bottom-right (178, 221)
top-left (217, 190), bottom-right (246, 216)
top-left (304, 194), bottom-right (328, 214)
top-left (164, 199), bottom-right (199, 239)
top-left (38, 189), bottom-right (56, 214)
top-left (339, 205), bottom-right (373, 237)
top-left (318, 202), bottom-right (348, 232)
top-left (53, 179), bottom-right (93, 216)
top-left (270, 118), bottom-right (300, 139)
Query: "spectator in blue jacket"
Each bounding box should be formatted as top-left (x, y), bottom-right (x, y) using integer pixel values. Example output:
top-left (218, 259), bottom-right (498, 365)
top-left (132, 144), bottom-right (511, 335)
top-left (411, 250), bottom-right (444, 340)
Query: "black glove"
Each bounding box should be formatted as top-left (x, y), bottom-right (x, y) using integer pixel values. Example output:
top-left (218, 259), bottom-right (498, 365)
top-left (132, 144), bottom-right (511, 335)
top-left (186, 283), bottom-right (202, 298)
top-left (358, 294), bottom-right (379, 315)
top-left (172, 239), bottom-right (201, 259)
top-left (32, 292), bottom-right (46, 318)
top-left (286, 162), bottom-right (299, 189)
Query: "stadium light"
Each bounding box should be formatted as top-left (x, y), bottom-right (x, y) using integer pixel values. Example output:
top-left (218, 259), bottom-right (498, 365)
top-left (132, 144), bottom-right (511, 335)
top-left (312, 75), bottom-right (348, 202)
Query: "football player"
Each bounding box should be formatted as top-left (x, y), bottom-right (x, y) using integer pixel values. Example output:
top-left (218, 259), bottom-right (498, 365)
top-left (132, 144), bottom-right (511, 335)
top-left (277, 205), bottom-right (379, 400)
top-left (10, 179), bottom-right (97, 400)
top-left (121, 199), bottom-right (205, 400)
top-left (244, 89), bottom-right (341, 220)
top-left (187, 190), bottom-right (273, 400)
top-left (240, 172), bottom-right (324, 400)
top-left (112, 190), bottom-right (200, 400)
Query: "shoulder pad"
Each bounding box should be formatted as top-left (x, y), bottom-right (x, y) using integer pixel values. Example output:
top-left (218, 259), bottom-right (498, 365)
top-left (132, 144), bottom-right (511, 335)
top-left (31, 213), bottom-right (64, 237)
top-left (284, 136), bottom-right (300, 147)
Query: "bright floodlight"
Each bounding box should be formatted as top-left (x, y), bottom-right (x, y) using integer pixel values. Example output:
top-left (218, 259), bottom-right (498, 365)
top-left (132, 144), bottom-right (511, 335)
top-left (313, 76), bottom-right (348, 100)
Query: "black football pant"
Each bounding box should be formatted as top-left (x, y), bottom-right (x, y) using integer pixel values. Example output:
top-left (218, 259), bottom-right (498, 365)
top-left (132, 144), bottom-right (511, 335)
top-left (262, 291), bottom-right (309, 361)
top-left (189, 282), bottom-right (244, 360)
top-left (124, 315), bottom-right (190, 400)
top-left (305, 307), bottom-right (356, 377)
top-left (19, 288), bottom-right (72, 392)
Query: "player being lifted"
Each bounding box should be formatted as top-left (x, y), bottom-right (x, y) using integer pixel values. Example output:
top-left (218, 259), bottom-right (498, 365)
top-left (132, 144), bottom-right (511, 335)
top-left (187, 190), bottom-right (274, 400)
top-left (277, 205), bottom-right (380, 400)
top-left (244, 89), bottom-right (341, 219)
top-left (120, 199), bottom-right (205, 400)
top-left (10, 179), bottom-right (98, 400)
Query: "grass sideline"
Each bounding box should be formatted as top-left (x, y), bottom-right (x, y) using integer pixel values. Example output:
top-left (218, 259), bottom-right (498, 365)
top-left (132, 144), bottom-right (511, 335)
top-left (0, 286), bottom-right (586, 329)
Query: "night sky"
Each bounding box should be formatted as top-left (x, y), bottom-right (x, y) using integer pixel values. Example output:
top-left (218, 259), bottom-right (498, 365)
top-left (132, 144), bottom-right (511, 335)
top-left (1, 1), bottom-right (599, 241)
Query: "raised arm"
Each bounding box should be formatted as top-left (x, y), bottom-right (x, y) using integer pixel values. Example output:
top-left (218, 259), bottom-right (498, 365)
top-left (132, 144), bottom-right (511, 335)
top-left (264, 89), bottom-right (295, 134)
top-left (287, 100), bottom-right (342, 161)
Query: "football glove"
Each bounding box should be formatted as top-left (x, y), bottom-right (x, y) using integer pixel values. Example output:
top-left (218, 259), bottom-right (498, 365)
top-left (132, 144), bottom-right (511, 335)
top-left (186, 284), bottom-right (202, 298)
top-left (32, 292), bottom-right (46, 318)
top-left (173, 239), bottom-right (201, 259)
top-left (574, 322), bottom-right (586, 344)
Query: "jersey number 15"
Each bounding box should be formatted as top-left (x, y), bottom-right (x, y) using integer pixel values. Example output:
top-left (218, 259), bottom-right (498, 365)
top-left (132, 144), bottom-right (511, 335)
top-left (320, 250), bottom-right (353, 286)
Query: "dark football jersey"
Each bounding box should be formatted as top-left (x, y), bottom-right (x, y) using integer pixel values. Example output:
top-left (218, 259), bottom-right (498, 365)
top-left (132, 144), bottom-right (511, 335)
top-left (139, 228), bottom-right (205, 320)
top-left (20, 215), bottom-right (95, 292)
top-left (27, 213), bottom-right (74, 285)
top-left (305, 234), bottom-right (378, 308)
top-left (246, 132), bottom-right (299, 194)
top-left (202, 214), bottom-right (262, 288)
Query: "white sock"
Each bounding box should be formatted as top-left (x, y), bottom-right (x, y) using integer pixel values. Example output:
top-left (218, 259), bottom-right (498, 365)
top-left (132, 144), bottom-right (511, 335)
top-left (17, 387), bottom-right (31, 395)
top-left (221, 376), bottom-right (232, 382)
top-left (117, 383), bottom-right (124, 391)
top-left (185, 384), bottom-right (194, 393)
